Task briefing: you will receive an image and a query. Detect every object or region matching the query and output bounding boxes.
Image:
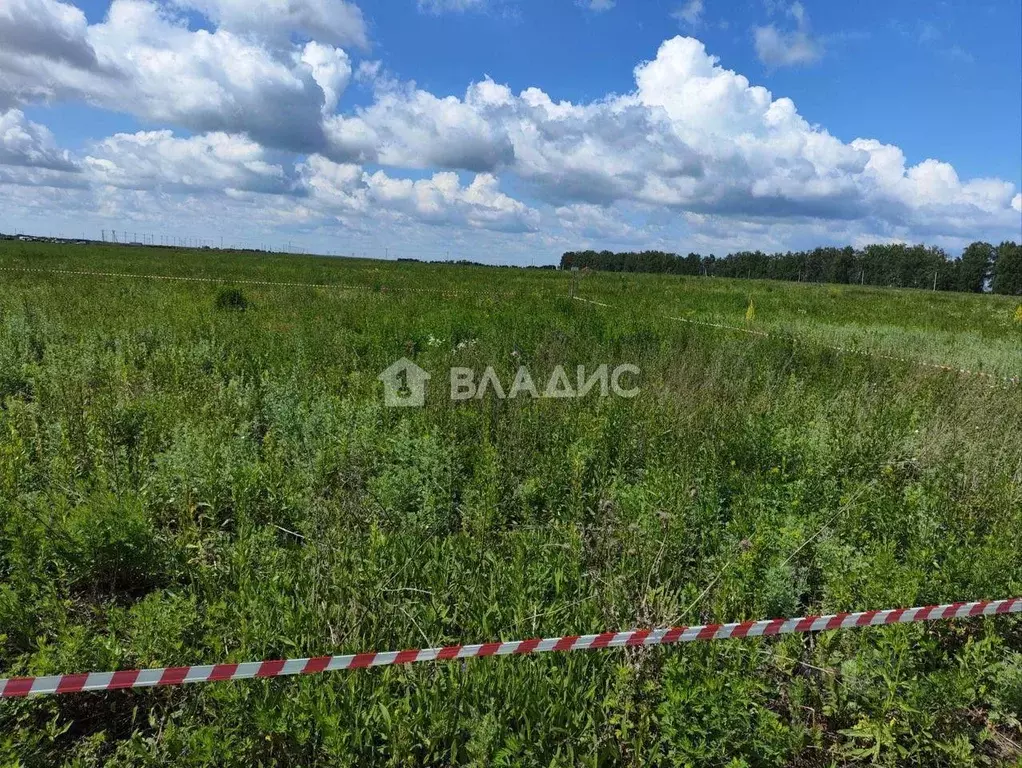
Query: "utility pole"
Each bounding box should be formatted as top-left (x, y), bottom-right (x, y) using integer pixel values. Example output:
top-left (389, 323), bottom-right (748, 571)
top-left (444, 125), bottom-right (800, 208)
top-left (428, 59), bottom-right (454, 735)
top-left (933, 270), bottom-right (938, 291)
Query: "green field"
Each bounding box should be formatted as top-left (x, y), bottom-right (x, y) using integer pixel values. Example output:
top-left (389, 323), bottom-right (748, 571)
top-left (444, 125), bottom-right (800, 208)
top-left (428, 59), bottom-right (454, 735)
top-left (1, 241), bottom-right (1021, 766)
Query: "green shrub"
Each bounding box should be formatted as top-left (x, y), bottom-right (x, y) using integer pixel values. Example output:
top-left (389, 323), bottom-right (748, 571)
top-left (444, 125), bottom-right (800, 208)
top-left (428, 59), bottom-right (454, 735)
top-left (215, 287), bottom-right (249, 312)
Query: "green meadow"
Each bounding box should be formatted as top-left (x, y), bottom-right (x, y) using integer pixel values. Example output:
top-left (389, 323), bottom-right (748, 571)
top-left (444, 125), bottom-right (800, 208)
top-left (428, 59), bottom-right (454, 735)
top-left (1, 241), bottom-right (1021, 766)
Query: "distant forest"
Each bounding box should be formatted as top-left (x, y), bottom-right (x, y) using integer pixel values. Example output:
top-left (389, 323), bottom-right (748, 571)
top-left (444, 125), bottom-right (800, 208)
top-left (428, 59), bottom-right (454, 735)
top-left (561, 241), bottom-right (1022, 295)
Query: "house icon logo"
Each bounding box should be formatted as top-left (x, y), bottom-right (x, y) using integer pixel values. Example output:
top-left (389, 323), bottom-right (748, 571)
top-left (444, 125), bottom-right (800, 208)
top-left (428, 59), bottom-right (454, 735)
top-left (378, 358), bottom-right (431, 407)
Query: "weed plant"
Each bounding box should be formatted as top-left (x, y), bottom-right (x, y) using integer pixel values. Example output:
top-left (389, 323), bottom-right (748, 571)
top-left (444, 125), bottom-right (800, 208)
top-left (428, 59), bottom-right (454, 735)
top-left (0, 242), bottom-right (1020, 766)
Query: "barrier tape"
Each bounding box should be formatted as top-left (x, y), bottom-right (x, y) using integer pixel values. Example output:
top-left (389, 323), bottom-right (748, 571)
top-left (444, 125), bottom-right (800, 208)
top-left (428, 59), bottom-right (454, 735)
top-left (572, 296), bottom-right (611, 308)
top-left (3, 598), bottom-right (1018, 698)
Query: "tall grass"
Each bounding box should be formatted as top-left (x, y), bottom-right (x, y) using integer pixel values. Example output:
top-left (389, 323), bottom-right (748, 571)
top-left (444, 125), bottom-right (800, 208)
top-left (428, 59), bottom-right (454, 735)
top-left (1, 242), bottom-right (1020, 766)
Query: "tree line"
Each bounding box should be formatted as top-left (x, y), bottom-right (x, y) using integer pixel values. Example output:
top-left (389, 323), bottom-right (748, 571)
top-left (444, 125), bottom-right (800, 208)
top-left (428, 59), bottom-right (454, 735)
top-left (560, 241), bottom-right (1022, 294)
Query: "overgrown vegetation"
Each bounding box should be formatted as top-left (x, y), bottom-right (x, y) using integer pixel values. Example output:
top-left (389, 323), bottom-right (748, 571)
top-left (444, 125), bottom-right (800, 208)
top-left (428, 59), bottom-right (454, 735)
top-left (1, 241), bottom-right (1020, 766)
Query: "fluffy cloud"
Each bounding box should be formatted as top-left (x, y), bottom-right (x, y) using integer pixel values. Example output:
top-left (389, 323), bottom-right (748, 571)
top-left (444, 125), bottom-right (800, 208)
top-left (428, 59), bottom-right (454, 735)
top-left (0, 0), bottom-right (349, 152)
top-left (0, 0), bottom-right (101, 77)
top-left (83, 131), bottom-right (295, 194)
top-left (324, 81), bottom-right (515, 170)
top-left (753, 2), bottom-right (823, 68)
top-left (325, 75), bottom-right (706, 203)
top-left (0, 117), bottom-right (300, 197)
top-left (1, 3), bottom-right (1018, 257)
top-left (503, 86), bottom-right (705, 206)
top-left (0, 115), bottom-right (539, 235)
top-left (851, 142), bottom-right (1016, 214)
top-left (170, 0), bottom-right (369, 50)
top-left (0, 0), bottom-right (109, 109)
top-left (366, 170), bottom-right (538, 232)
top-left (301, 155), bottom-right (540, 232)
top-left (322, 36), bottom-right (1018, 242)
top-left (0, 108), bottom-right (78, 171)
top-left (301, 41), bottom-right (353, 114)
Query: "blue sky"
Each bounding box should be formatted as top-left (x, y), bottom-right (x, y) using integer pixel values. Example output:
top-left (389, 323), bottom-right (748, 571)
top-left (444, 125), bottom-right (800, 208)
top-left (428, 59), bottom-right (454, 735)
top-left (1, 0), bottom-right (1019, 262)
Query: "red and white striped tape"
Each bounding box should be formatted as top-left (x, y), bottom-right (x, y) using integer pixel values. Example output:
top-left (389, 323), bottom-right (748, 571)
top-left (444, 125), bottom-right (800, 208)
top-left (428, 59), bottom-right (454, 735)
top-left (2, 598), bottom-right (1018, 698)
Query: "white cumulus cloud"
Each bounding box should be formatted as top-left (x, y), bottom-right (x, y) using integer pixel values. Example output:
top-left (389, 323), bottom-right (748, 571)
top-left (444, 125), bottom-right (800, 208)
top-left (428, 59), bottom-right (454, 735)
top-left (0, 0), bottom-right (353, 152)
top-left (301, 155), bottom-right (540, 232)
top-left (314, 35), bottom-right (1019, 243)
top-left (0, 3), bottom-right (1018, 258)
top-left (324, 79), bottom-right (515, 170)
top-left (83, 131), bottom-right (294, 194)
top-left (0, 108), bottom-right (79, 171)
